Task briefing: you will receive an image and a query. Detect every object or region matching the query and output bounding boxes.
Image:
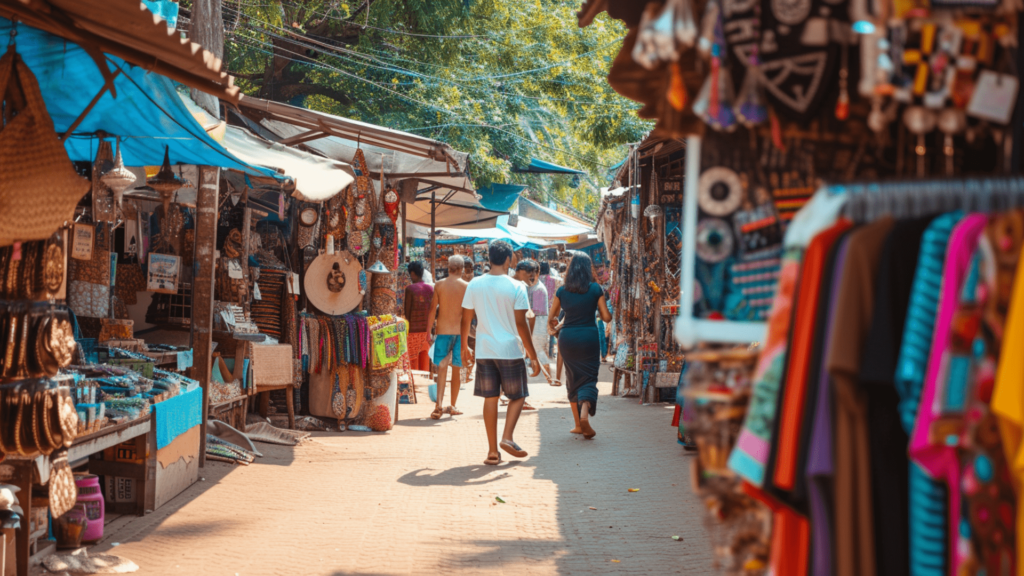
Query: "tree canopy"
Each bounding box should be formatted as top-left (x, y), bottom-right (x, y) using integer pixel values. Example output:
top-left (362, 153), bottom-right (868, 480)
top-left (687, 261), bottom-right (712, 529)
top-left (208, 0), bottom-right (650, 216)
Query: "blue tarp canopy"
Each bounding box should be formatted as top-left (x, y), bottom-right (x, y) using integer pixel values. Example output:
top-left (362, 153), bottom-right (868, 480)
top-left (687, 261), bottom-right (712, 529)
top-left (477, 183), bottom-right (527, 212)
top-left (0, 18), bottom-right (278, 177)
top-left (512, 158), bottom-right (585, 175)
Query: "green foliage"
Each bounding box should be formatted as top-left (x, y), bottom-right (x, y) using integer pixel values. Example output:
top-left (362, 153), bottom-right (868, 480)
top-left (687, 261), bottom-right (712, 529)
top-left (222, 0), bottom-right (651, 216)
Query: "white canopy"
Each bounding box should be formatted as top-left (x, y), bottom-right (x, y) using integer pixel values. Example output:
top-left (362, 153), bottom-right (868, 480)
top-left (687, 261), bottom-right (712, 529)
top-left (220, 126), bottom-right (354, 202)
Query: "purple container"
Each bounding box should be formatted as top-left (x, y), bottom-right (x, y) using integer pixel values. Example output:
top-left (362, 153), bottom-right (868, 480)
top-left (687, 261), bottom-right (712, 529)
top-left (74, 474), bottom-right (104, 543)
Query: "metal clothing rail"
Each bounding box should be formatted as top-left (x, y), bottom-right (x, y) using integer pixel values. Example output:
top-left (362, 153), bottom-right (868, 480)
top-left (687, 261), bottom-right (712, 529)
top-left (831, 176), bottom-right (1024, 223)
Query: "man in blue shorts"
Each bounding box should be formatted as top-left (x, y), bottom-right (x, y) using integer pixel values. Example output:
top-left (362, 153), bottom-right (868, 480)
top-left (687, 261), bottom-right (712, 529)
top-left (461, 241), bottom-right (540, 465)
top-left (425, 255), bottom-right (469, 419)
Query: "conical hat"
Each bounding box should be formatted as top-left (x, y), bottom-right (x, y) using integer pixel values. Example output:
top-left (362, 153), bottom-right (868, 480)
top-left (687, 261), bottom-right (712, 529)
top-left (304, 250), bottom-right (363, 315)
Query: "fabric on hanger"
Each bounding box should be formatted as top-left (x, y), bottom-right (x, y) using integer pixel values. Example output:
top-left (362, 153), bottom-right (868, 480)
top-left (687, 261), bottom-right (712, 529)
top-left (806, 234), bottom-right (852, 576)
top-left (895, 212), bottom-right (965, 576)
top-left (828, 217), bottom-right (894, 576)
top-left (908, 214), bottom-right (988, 576)
top-left (730, 188), bottom-right (847, 486)
top-left (741, 481), bottom-right (810, 576)
top-left (987, 236), bottom-right (1024, 576)
top-left (772, 219), bottom-right (853, 491)
top-left (858, 216), bottom-right (935, 576)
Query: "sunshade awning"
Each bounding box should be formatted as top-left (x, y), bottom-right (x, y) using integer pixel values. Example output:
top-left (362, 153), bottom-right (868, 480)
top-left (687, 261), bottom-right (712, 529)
top-left (235, 97), bottom-right (505, 228)
top-left (221, 127), bottom-right (353, 202)
top-left (0, 0), bottom-right (241, 103)
top-left (513, 158), bottom-right (586, 175)
top-left (0, 18), bottom-right (279, 176)
top-left (501, 214), bottom-right (591, 240)
top-left (478, 184), bottom-right (527, 212)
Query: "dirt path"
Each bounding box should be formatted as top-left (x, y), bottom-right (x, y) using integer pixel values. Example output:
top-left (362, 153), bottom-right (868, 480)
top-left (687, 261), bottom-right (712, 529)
top-left (47, 365), bottom-right (715, 575)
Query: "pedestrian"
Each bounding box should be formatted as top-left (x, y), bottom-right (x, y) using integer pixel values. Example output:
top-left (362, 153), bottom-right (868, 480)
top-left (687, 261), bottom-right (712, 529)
top-left (403, 261), bottom-right (434, 371)
top-left (548, 252), bottom-right (612, 439)
top-left (461, 257), bottom-right (476, 283)
top-left (425, 255), bottom-right (469, 419)
top-left (539, 262), bottom-right (562, 377)
top-left (461, 240), bottom-right (541, 465)
top-left (526, 261), bottom-right (555, 385)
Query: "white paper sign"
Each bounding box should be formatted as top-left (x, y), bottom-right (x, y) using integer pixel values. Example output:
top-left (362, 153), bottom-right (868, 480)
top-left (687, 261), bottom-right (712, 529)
top-left (967, 71), bottom-right (1019, 124)
top-left (227, 259), bottom-right (243, 279)
top-left (253, 282), bottom-right (262, 301)
top-left (71, 223), bottom-right (94, 260)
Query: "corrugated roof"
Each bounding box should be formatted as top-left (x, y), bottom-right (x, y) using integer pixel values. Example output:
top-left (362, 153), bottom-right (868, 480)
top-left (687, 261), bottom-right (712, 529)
top-left (0, 0), bottom-right (240, 103)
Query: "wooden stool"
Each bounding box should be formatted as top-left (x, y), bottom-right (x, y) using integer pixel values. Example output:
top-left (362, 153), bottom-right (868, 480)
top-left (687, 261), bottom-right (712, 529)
top-left (257, 384), bottom-right (295, 430)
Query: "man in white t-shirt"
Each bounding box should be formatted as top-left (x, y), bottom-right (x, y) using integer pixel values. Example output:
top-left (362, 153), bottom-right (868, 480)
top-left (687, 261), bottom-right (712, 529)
top-left (461, 240), bottom-right (540, 466)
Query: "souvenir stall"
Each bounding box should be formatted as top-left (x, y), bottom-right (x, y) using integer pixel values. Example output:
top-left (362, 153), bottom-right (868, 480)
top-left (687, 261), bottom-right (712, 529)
top-left (601, 138), bottom-right (688, 403)
top-left (0, 3), bottom-right (261, 574)
top-left (580, 0), bottom-right (1023, 573)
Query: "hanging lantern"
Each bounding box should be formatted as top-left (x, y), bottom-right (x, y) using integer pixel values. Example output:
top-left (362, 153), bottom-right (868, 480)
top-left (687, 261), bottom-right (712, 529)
top-left (100, 139), bottom-right (136, 211)
top-left (147, 146), bottom-right (184, 215)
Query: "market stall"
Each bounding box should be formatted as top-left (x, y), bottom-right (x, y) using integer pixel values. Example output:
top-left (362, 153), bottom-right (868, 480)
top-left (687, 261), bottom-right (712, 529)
top-left (582, 0), bottom-right (1024, 573)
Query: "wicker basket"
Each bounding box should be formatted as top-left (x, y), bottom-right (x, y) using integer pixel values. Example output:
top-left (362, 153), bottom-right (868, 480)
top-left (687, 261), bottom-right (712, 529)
top-left (0, 49), bottom-right (90, 246)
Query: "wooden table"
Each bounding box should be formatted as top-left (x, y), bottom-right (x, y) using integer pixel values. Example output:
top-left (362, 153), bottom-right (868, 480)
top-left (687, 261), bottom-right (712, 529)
top-left (1, 416), bottom-right (154, 576)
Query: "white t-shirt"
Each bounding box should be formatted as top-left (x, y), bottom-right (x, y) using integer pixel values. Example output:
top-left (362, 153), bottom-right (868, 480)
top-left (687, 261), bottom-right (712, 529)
top-left (462, 273), bottom-right (529, 360)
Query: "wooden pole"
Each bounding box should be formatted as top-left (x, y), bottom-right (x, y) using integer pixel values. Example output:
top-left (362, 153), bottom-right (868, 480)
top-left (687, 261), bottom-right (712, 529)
top-left (193, 167), bottom-right (220, 467)
top-left (401, 200), bottom-right (407, 264)
top-left (430, 191), bottom-right (436, 279)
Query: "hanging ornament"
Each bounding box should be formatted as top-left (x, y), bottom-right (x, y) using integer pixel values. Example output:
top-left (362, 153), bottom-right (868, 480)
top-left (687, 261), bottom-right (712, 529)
top-left (903, 106), bottom-right (937, 177)
top-left (668, 62), bottom-right (689, 112)
top-left (101, 138), bottom-right (136, 211)
top-left (384, 186), bottom-right (400, 224)
top-left (147, 146), bottom-right (184, 216)
top-left (693, 56), bottom-right (738, 131)
top-left (350, 149), bottom-right (373, 231)
top-left (937, 108), bottom-right (966, 176)
top-left (734, 68), bottom-right (768, 127)
top-left (835, 43), bottom-right (850, 121)
top-left (675, 0), bottom-right (698, 48)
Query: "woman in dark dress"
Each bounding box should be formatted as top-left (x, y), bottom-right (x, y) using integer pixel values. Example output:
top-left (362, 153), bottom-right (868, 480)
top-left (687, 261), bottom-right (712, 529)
top-left (548, 253), bottom-right (612, 439)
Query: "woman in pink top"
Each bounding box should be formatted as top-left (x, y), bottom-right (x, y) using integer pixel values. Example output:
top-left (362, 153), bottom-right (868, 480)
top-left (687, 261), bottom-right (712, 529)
top-left (908, 213), bottom-right (988, 576)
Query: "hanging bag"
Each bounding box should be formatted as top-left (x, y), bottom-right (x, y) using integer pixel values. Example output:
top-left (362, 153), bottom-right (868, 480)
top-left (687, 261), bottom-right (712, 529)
top-left (0, 46), bottom-right (90, 246)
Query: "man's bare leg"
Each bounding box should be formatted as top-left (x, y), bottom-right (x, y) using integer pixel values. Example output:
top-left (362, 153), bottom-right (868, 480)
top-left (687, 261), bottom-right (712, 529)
top-left (434, 359), bottom-right (449, 417)
top-left (448, 364), bottom-right (462, 414)
top-left (483, 396), bottom-right (500, 463)
top-left (569, 401), bottom-right (582, 434)
top-left (502, 396), bottom-right (526, 443)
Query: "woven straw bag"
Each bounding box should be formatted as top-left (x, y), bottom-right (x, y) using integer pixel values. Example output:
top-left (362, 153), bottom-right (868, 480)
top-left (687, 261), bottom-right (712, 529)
top-left (0, 48), bottom-right (90, 246)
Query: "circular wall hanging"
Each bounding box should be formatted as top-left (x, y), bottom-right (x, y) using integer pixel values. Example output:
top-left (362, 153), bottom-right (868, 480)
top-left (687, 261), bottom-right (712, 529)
top-left (698, 167), bottom-right (743, 216)
top-left (696, 218), bottom-right (735, 263)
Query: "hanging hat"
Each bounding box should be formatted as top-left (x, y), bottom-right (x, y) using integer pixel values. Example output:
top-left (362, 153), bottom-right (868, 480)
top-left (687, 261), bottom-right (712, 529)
top-left (304, 250), bottom-right (364, 315)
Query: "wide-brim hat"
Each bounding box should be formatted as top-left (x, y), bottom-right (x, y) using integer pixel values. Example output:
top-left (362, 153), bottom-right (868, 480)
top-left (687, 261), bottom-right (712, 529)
top-left (305, 250), bottom-right (363, 315)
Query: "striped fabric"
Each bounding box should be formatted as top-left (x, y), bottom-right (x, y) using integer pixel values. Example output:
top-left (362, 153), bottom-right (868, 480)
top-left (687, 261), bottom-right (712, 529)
top-left (893, 211), bottom-right (963, 576)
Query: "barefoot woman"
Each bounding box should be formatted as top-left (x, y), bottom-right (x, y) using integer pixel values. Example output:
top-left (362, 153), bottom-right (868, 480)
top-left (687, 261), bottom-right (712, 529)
top-left (548, 253), bottom-right (612, 439)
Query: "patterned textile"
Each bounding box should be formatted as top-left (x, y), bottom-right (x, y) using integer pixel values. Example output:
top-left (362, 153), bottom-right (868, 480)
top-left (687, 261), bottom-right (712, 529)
top-left (407, 331), bottom-right (430, 364)
top-left (893, 212), bottom-right (964, 576)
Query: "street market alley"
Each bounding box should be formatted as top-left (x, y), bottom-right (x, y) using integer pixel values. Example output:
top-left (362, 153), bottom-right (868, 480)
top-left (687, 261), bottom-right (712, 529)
top-left (46, 366), bottom-right (716, 576)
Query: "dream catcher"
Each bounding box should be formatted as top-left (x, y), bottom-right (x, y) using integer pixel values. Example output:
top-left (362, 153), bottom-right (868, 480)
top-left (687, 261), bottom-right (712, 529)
top-left (349, 149), bottom-right (373, 231)
top-left (346, 218), bottom-right (371, 256)
top-left (323, 193), bottom-right (347, 245)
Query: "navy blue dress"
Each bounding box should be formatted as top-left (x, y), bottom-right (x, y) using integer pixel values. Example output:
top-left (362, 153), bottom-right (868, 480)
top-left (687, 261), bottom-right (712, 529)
top-left (556, 282), bottom-right (604, 416)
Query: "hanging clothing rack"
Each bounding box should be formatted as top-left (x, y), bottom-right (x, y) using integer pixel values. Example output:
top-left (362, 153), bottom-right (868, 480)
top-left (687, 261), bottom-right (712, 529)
top-left (831, 176), bottom-right (1024, 223)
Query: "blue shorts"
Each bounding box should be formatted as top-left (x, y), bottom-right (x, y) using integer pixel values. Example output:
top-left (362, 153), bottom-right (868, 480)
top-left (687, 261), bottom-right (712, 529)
top-left (432, 334), bottom-right (462, 368)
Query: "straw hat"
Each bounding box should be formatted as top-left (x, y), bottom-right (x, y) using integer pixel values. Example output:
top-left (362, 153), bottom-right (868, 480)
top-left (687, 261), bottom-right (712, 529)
top-left (304, 250), bottom-right (363, 315)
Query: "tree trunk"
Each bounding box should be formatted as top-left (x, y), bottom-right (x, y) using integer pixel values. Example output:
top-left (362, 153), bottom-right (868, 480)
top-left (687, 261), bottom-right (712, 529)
top-left (190, 0), bottom-right (224, 117)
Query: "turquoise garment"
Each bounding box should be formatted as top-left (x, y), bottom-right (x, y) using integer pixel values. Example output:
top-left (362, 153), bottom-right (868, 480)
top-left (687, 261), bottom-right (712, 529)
top-left (893, 212), bottom-right (963, 576)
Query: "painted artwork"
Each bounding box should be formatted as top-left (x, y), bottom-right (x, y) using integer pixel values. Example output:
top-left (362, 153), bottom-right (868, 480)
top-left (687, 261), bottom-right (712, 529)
top-left (147, 253), bottom-right (181, 294)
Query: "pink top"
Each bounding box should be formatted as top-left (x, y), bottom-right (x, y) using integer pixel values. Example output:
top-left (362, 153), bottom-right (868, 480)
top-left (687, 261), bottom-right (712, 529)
top-left (908, 213), bottom-right (987, 576)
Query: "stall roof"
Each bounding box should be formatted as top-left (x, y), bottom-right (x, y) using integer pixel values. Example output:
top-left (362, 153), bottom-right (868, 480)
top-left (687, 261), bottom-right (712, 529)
top-left (517, 197), bottom-right (595, 231)
top-left (0, 0), bottom-right (241, 103)
top-left (501, 214), bottom-right (590, 240)
top-left (182, 95), bottom-right (353, 201)
top-left (512, 158), bottom-right (586, 175)
top-left (478, 184), bottom-right (528, 212)
top-left (0, 18), bottom-right (279, 176)
top-left (235, 98), bottom-right (505, 228)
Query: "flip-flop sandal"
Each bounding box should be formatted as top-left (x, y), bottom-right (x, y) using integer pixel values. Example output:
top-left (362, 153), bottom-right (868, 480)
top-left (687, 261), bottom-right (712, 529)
top-left (445, 406), bottom-right (463, 416)
top-left (523, 403), bottom-right (537, 411)
top-left (550, 380), bottom-right (562, 387)
top-left (500, 439), bottom-right (528, 458)
top-left (430, 407), bottom-right (443, 420)
top-left (484, 454), bottom-right (501, 466)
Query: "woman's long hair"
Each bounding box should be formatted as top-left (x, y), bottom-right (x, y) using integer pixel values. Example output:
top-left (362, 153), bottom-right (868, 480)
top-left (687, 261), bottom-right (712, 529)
top-left (564, 252), bottom-right (594, 294)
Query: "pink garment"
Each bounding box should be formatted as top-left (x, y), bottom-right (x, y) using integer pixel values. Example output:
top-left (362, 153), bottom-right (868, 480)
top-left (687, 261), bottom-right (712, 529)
top-left (908, 213), bottom-right (987, 576)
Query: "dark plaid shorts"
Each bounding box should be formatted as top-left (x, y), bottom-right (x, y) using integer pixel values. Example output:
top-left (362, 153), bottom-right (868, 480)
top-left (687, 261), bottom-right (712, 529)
top-left (474, 359), bottom-right (529, 400)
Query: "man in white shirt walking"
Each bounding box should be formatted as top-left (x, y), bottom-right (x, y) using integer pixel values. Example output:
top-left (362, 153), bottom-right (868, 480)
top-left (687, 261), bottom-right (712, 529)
top-left (461, 240), bottom-right (540, 466)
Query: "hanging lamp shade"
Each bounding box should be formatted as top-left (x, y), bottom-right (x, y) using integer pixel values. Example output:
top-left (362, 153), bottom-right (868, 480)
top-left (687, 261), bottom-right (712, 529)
top-left (147, 146), bottom-right (184, 214)
top-left (367, 260), bottom-right (393, 274)
top-left (100, 140), bottom-right (136, 210)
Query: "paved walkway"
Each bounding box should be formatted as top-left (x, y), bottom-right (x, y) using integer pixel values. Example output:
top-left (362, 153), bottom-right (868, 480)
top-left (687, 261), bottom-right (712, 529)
top-left (53, 365), bottom-right (715, 576)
